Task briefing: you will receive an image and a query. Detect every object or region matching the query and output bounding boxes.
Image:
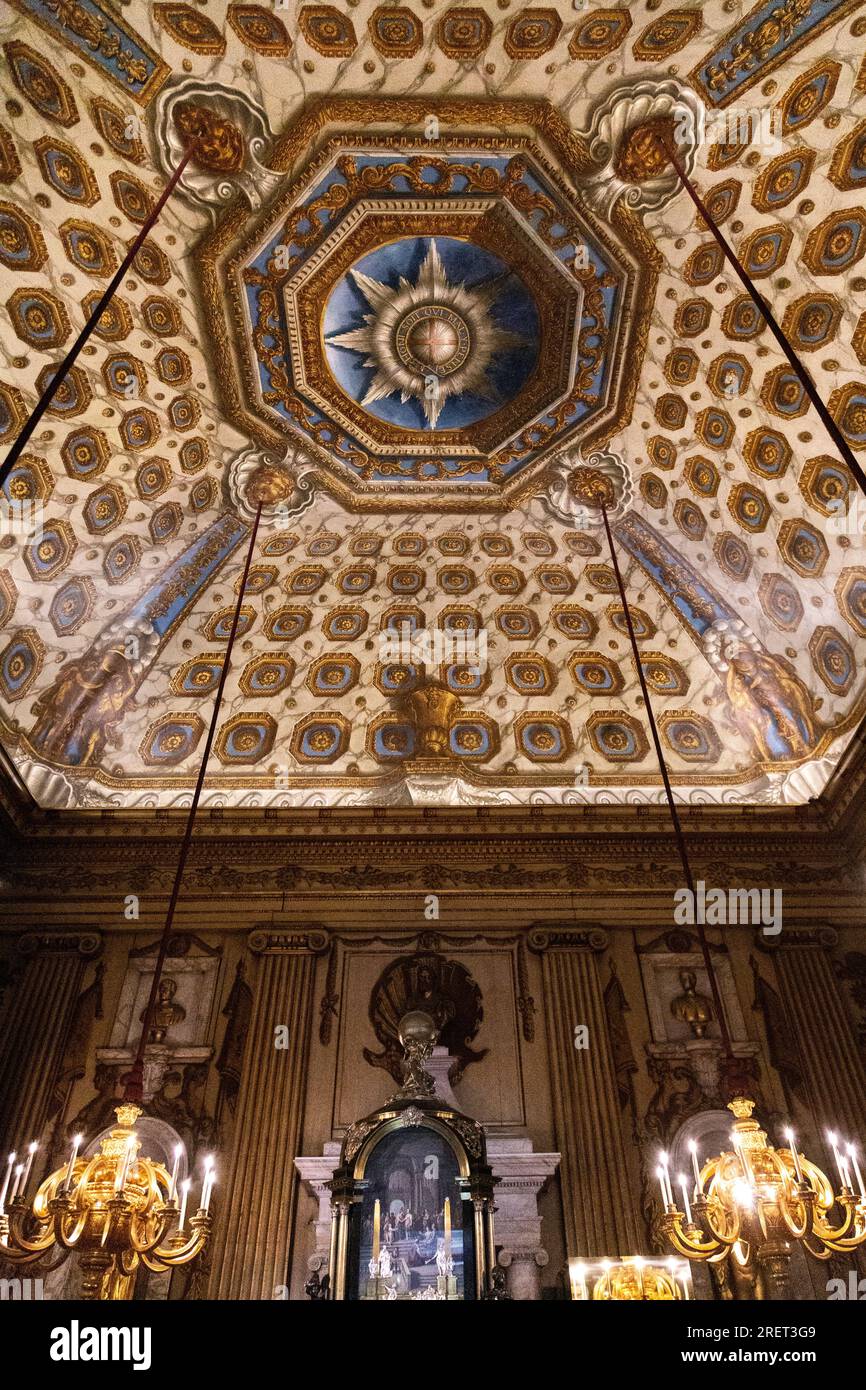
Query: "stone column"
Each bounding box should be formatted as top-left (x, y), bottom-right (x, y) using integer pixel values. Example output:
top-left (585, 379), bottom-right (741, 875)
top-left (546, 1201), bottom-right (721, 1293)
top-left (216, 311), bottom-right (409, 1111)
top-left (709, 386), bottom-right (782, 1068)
top-left (760, 926), bottom-right (866, 1140)
top-left (210, 928), bottom-right (329, 1300)
top-left (486, 1137), bottom-right (560, 1300)
top-left (529, 926), bottom-right (642, 1260)
top-left (0, 931), bottom-right (101, 1151)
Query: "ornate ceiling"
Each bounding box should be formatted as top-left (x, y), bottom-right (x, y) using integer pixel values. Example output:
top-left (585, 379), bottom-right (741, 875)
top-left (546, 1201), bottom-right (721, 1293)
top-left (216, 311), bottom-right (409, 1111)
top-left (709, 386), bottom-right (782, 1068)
top-left (0, 0), bottom-right (865, 811)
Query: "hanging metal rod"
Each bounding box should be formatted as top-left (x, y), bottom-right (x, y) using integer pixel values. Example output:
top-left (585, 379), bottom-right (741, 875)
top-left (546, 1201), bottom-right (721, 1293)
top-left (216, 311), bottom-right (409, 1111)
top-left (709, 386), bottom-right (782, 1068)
top-left (599, 501), bottom-right (735, 1061)
top-left (124, 499), bottom-right (264, 1104)
top-left (655, 128), bottom-right (866, 500)
top-left (0, 147), bottom-right (194, 494)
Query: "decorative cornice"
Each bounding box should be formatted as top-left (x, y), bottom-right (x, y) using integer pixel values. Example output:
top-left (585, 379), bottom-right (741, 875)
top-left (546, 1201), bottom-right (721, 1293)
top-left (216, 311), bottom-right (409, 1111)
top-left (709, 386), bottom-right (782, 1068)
top-left (0, 832), bottom-right (855, 905)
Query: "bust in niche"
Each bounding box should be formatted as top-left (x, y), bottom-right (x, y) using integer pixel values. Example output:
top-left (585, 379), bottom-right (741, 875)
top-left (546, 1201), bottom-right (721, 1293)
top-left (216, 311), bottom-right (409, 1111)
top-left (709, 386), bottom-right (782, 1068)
top-left (669, 968), bottom-right (714, 1039)
top-left (142, 977), bottom-right (186, 1043)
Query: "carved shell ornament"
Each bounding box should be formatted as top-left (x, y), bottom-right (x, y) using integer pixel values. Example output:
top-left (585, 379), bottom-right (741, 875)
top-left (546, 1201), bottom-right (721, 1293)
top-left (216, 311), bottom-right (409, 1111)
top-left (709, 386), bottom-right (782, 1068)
top-left (226, 444), bottom-right (318, 523)
top-left (15, 757), bottom-right (78, 810)
top-left (578, 79), bottom-right (704, 217)
top-left (702, 618), bottom-right (763, 675)
top-left (152, 76), bottom-right (281, 213)
top-left (545, 449), bottom-right (633, 529)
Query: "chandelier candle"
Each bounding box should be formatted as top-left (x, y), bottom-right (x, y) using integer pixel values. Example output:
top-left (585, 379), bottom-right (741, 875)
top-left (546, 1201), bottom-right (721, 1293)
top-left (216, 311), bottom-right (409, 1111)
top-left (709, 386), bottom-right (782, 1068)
top-left (848, 1146), bottom-right (866, 1200)
top-left (688, 1141), bottom-right (703, 1195)
top-left (169, 1144), bottom-right (182, 1203)
top-left (178, 1178), bottom-right (191, 1233)
top-left (784, 1129), bottom-right (804, 1185)
top-left (0, 1153), bottom-right (14, 1214)
top-left (63, 1135), bottom-right (82, 1194)
top-left (201, 1157), bottom-right (216, 1214)
top-left (20, 1142), bottom-right (37, 1194)
top-left (658, 1153), bottom-right (674, 1209)
top-left (679, 1176), bottom-right (693, 1226)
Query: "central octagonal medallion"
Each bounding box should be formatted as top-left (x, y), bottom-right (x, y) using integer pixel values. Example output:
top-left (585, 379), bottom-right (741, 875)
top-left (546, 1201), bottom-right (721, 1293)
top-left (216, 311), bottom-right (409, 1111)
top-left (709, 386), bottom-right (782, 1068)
top-left (286, 200), bottom-right (571, 457)
top-left (200, 99), bottom-right (659, 509)
top-left (324, 233), bottom-right (537, 432)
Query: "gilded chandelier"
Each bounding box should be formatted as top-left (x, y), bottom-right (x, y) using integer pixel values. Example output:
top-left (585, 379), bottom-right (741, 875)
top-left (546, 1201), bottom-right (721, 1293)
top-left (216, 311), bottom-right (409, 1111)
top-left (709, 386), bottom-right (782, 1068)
top-left (0, 1105), bottom-right (214, 1299)
top-left (658, 1097), bottom-right (866, 1282)
top-left (570, 1255), bottom-right (692, 1301)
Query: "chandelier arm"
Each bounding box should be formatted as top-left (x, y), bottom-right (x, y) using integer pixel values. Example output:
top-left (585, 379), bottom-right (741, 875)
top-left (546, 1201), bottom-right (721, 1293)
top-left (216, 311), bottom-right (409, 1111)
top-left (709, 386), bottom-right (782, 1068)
top-left (139, 1250), bottom-right (173, 1274)
top-left (803, 1236), bottom-right (833, 1259)
top-left (126, 1211), bottom-right (167, 1255)
top-left (702, 1210), bottom-right (739, 1247)
top-left (665, 1211), bottom-right (728, 1260)
top-left (150, 1224), bottom-right (209, 1266)
top-left (55, 1207), bottom-right (89, 1249)
top-left (666, 1225), bottom-right (726, 1260)
top-left (0, 1229), bottom-right (51, 1263)
top-left (812, 1205), bottom-right (855, 1244)
top-left (777, 1194), bottom-right (812, 1241)
top-left (5, 1206), bottom-right (55, 1254)
top-left (811, 1202), bottom-right (866, 1250)
top-left (824, 1233), bottom-right (866, 1252)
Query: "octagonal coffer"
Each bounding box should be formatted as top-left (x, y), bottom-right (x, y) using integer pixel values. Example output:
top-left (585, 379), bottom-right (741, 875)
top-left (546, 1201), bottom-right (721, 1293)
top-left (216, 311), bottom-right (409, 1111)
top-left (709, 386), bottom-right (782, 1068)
top-left (200, 107), bottom-right (654, 509)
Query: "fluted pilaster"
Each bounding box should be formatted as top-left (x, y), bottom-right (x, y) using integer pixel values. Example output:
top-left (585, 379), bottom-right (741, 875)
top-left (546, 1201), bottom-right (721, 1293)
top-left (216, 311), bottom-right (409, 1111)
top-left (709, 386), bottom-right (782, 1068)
top-left (760, 926), bottom-right (866, 1139)
top-left (0, 931), bottom-right (101, 1151)
top-left (529, 926), bottom-right (642, 1259)
top-left (210, 928), bottom-right (328, 1299)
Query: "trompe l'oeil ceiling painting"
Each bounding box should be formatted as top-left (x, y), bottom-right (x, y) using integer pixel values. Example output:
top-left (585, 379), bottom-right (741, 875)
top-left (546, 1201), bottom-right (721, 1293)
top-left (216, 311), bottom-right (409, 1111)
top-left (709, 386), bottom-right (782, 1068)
top-left (0, 0), bottom-right (865, 811)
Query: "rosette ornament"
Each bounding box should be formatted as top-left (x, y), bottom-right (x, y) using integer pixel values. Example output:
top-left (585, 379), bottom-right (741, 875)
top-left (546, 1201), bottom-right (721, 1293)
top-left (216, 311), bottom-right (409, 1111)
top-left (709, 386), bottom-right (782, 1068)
top-left (578, 80), bottom-right (703, 218)
top-left (545, 449), bottom-right (633, 529)
top-left (227, 443), bottom-right (318, 522)
top-left (153, 76), bottom-right (281, 214)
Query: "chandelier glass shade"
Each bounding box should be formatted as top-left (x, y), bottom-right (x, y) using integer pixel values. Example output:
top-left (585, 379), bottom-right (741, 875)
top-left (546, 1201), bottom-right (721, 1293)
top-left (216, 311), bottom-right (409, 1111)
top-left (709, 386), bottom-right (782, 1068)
top-left (659, 1097), bottom-right (866, 1268)
top-left (0, 1106), bottom-right (214, 1298)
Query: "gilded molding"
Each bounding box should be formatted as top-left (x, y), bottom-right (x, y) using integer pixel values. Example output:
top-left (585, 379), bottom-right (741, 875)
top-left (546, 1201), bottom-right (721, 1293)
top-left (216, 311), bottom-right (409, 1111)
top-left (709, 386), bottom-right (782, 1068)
top-left (5, 0), bottom-right (169, 106)
top-left (195, 96), bottom-right (653, 512)
top-left (690, 0), bottom-right (865, 109)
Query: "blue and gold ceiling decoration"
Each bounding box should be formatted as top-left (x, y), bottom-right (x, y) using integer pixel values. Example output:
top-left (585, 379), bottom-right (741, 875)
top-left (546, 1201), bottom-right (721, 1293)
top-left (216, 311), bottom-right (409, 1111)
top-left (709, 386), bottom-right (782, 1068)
top-left (198, 97), bottom-right (653, 510)
top-left (0, 1), bottom-right (865, 810)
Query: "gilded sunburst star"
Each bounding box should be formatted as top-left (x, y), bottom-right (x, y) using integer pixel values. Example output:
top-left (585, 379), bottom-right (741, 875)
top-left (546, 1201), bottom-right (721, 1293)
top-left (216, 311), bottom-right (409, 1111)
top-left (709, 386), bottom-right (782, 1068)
top-left (326, 239), bottom-right (523, 428)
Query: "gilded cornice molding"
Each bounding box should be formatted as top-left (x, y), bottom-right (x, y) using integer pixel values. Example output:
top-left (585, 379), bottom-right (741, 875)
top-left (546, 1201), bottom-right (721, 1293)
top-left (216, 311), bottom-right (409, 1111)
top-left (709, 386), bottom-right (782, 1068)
top-left (0, 836), bottom-right (853, 903)
top-left (528, 924), bottom-right (609, 953)
top-left (3, 741), bottom-right (862, 849)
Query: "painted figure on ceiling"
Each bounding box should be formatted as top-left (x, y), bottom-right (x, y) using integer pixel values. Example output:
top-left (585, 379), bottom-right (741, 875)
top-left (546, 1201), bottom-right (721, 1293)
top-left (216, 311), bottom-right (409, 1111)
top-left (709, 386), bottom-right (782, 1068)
top-left (28, 642), bottom-right (137, 767)
top-left (704, 622), bottom-right (818, 763)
